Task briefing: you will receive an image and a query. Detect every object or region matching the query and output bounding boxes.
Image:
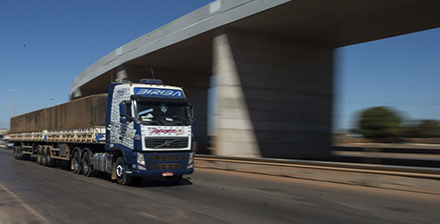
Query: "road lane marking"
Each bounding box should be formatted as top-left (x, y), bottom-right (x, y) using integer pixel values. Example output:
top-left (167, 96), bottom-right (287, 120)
top-left (0, 183), bottom-right (51, 224)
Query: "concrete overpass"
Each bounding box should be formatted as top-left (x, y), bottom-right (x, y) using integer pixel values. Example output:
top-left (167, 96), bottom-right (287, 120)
top-left (70, 0), bottom-right (440, 159)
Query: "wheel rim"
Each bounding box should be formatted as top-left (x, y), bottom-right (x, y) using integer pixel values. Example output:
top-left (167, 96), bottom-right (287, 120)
top-left (83, 160), bottom-right (89, 174)
top-left (42, 150), bottom-right (47, 164)
top-left (74, 157), bottom-right (79, 171)
top-left (116, 164), bottom-right (124, 178)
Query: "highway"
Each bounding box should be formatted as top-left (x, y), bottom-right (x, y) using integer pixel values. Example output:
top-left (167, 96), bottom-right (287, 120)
top-left (1, 147), bottom-right (440, 224)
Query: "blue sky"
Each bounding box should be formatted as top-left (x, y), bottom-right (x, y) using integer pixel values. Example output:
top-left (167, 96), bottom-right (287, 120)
top-left (1, 0), bottom-right (439, 132)
top-left (335, 28), bottom-right (440, 131)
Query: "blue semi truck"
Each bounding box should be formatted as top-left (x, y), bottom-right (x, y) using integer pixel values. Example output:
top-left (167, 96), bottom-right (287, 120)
top-left (10, 79), bottom-right (195, 185)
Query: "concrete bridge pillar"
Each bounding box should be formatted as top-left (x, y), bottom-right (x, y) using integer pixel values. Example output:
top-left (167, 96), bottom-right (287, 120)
top-left (210, 30), bottom-right (333, 159)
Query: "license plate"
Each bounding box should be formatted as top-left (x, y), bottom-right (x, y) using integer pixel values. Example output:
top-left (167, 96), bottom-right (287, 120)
top-left (162, 172), bottom-right (174, 177)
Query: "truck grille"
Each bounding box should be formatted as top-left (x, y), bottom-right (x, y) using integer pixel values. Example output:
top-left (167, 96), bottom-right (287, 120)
top-left (154, 163), bottom-right (182, 170)
top-left (145, 137), bottom-right (188, 149)
top-left (145, 154), bottom-right (188, 170)
top-left (147, 155), bottom-right (188, 162)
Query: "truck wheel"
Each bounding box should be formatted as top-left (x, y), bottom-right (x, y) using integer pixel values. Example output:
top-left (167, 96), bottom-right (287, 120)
top-left (16, 146), bottom-right (23, 160)
top-left (19, 148), bottom-right (25, 160)
top-left (46, 147), bottom-right (55, 167)
top-left (41, 148), bottom-right (47, 166)
top-left (82, 152), bottom-right (96, 177)
top-left (72, 151), bottom-right (81, 174)
top-left (13, 146), bottom-right (19, 159)
top-left (115, 157), bottom-right (132, 185)
top-left (37, 146), bottom-right (43, 165)
top-left (166, 175), bottom-right (183, 185)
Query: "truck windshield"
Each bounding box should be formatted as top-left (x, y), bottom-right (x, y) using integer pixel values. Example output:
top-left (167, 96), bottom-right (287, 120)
top-left (136, 101), bottom-right (191, 126)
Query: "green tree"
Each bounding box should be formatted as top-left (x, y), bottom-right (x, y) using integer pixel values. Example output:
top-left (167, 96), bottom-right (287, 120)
top-left (414, 120), bottom-right (440, 138)
top-left (358, 106), bottom-right (402, 140)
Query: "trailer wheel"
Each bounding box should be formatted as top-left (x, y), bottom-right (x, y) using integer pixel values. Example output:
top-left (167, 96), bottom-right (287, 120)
top-left (166, 175), bottom-right (183, 185)
top-left (13, 146), bottom-right (19, 159)
top-left (72, 151), bottom-right (81, 174)
top-left (15, 146), bottom-right (24, 160)
top-left (115, 157), bottom-right (132, 185)
top-left (46, 146), bottom-right (55, 167)
top-left (41, 147), bottom-right (48, 166)
top-left (19, 148), bottom-right (24, 160)
top-left (37, 146), bottom-right (43, 165)
top-left (82, 152), bottom-right (96, 177)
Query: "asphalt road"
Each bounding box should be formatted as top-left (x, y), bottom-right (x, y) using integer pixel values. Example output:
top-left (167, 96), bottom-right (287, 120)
top-left (1, 147), bottom-right (440, 224)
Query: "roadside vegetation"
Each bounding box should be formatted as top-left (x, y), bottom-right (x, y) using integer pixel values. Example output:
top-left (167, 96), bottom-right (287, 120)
top-left (335, 106), bottom-right (440, 144)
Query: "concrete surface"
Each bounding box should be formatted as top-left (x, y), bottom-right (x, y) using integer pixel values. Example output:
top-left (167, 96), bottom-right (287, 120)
top-left (70, 0), bottom-right (440, 99)
top-left (1, 148), bottom-right (440, 224)
top-left (195, 157), bottom-right (440, 195)
top-left (210, 30), bottom-right (333, 158)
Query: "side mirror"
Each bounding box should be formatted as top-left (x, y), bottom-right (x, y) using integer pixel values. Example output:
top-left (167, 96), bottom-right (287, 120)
top-left (119, 101), bottom-right (132, 123)
top-left (190, 105), bottom-right (196, 124)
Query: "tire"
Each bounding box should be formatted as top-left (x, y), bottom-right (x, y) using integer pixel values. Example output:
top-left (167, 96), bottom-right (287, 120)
top-left (46, 146), bottom-right (55, 167)
top-left (41, 147), bottom-right (48, 166)
top-left (115, 157), bottom-right (132, 185)
top-left (37, 146), bottom-right (43, 165)
top-left (82, 151), bottom-right (96, 177)
top-left (71, 151), bottom-right (81, 174)
top-left (16, 146), bottom-right (24, 160)
top-left (13, 146), bottom-right (19, 159)
top-left (166, 175), bottom-right (183, 185)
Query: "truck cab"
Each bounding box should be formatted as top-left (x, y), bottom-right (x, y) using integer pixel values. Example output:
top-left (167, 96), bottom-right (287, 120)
top-left (100, 79), bottom-right (195, 185)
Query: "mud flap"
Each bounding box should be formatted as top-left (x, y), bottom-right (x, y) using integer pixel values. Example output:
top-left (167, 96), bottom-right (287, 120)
top-left (111, 161), bottom-right (117, 180)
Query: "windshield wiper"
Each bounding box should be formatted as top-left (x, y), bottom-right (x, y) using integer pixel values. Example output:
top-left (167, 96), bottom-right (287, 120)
top-left (171, 117), bottom-right (190, 126)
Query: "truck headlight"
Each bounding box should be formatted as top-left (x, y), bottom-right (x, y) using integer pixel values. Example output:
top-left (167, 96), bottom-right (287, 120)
top-left (187, 152), bottom-right (194, 169)
top-left (137, 153), bottom-right (145, 166)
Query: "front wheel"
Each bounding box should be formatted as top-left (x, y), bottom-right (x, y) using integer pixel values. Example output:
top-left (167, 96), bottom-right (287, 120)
top-left (115, 157), bottom-right (132, 185)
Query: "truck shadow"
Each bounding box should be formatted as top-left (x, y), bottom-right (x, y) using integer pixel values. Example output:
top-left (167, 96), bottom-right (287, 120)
top-left (131, 176), bottom-right (193, 188)
top-left (92, 171), bottom-right (193, 188)
top-left (22, 157), bottom-right (193, 188)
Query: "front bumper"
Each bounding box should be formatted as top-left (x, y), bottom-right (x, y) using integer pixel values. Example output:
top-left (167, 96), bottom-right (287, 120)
top-left (127, 151), bottom-right (194, 177)
top-left (129, 167), bottom-right (194, 177)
